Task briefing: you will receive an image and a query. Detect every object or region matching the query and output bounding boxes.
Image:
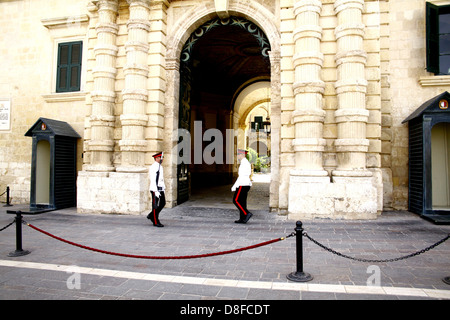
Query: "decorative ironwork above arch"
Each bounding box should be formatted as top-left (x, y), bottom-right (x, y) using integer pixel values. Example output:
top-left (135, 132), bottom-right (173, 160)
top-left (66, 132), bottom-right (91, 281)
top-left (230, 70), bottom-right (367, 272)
top-left (180, 16), bottom-right (271, 65)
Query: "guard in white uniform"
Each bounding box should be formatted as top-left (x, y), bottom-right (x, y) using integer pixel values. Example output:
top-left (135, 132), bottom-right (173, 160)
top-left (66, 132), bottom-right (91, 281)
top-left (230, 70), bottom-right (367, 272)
top-left (231, 149), bottom-right (253, 223)
top-left (147, 152), bottom-right (166, 227)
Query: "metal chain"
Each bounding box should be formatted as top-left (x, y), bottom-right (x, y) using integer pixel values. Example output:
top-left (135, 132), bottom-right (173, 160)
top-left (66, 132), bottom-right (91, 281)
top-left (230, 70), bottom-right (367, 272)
top-left (284, 232), bottom-right (296, 240)
top-left (0, 220), bottom-right (15, 232)
top-left (302, 231), bottom-right (450, 263)
top-left (0, 189), bottom-right (7, 204)
top-left (4, 216), bottom-right (448, 263)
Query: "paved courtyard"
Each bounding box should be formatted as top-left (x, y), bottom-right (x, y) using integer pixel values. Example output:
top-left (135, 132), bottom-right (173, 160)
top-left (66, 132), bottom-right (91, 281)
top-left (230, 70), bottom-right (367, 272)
top-left (0, 175), bottom-right (449, 305)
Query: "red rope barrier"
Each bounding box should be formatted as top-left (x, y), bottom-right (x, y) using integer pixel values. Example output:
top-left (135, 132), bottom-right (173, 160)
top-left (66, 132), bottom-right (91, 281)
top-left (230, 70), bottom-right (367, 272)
top-left (25, 222), bottom-right (284, 260)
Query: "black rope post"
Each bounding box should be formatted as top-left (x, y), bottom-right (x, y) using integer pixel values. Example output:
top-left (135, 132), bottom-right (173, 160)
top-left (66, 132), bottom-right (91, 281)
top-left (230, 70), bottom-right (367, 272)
top-left (287, 221), bottom-right (313, 282)
top-left (8, 211), bottom-right (30, 257)
top-left (3, 186), bottom-right (12, 207)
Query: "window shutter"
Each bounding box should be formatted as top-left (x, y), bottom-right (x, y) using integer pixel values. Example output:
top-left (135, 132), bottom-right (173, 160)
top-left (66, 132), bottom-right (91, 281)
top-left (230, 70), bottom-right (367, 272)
top-left (69, 42), bottom-right (82, 91)
top-left (426, 2), bottom-right (440, 74)
top-left (56, 42), bottom-right (82, 92)
top-left (56, 44), bottom-right (69, 92)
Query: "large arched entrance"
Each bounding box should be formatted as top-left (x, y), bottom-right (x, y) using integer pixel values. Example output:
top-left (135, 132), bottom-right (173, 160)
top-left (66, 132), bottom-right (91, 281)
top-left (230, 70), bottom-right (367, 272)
top-left (177, 16), bottom-right (271, 207)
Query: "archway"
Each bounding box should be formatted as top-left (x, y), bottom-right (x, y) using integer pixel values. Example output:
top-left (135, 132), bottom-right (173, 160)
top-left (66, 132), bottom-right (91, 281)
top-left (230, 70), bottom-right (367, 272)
top-left (234, 80), bottom-right (271, 157)
top-left (177, 16), bottom-right (271, 205)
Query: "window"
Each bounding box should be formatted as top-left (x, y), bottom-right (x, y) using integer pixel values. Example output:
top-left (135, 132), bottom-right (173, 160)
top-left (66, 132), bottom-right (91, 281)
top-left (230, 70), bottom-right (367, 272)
top-left (426, 2), bottom-right (450, 75)
top-left (56, 41), bottom-right (82, 92)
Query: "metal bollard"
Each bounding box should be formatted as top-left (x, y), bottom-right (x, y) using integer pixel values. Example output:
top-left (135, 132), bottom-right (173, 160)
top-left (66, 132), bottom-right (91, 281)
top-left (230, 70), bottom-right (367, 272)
top-left (287, 221), bottom-right (313, 282)
top-left (8, 211), bottom-right (30, 257)
top-left (3, 186), bottom-right (12, 207)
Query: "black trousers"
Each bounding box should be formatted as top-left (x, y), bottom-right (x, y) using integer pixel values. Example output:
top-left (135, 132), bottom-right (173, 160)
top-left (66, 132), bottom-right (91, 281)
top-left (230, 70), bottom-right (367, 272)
top-left (150, 191), bottom-right (166, 223)
top-left (233, 186), bottom-right (251, 220)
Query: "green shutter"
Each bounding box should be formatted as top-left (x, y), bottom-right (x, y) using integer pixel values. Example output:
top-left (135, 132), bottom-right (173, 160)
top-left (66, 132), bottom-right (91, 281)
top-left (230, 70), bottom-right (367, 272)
top-left (56, 41), bottom-right (82, 92)
top-left (426, 2), bottom-right (440, 74)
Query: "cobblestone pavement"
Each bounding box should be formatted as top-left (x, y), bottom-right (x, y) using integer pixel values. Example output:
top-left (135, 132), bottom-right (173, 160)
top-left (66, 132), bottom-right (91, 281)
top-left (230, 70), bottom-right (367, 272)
top-left (0, 176), bottom-right (449, 305)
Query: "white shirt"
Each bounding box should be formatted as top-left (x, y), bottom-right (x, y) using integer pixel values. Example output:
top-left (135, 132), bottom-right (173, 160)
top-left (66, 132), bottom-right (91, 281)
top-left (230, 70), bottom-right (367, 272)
top-left (149, 162), bottom-right (165, 192)
top-left (232, 158), bottom-right (252, 191)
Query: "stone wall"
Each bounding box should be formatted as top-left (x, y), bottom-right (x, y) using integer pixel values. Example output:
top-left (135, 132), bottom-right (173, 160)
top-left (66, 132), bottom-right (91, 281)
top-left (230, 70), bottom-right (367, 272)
top-left (2, 0), bottom-right (450, 218)
top-left (389, 0), bottom-right (450, 209)
top-left (0, 0), bottom-right (90, 204)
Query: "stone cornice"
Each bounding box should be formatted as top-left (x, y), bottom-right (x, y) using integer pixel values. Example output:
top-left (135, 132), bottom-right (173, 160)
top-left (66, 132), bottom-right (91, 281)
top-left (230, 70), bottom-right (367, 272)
top-left (419, 75), bottom-right (450, 87)
top-left (41, 15), bottom-right (89, 29)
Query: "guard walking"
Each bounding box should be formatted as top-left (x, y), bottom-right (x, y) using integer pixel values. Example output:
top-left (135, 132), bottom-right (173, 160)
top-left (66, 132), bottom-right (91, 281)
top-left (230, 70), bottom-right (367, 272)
top-left (147, 152), bottom-right (166, 227)
top-left (231, 149), bottom-right (253, 223)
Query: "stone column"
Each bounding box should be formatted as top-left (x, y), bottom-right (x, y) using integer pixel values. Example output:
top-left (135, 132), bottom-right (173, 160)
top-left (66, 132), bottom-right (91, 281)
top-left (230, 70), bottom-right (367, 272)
top-left (117, 0), bottom-right (151, 173)
top-left (291, 0), bottom-right (328, 178)
top-left (333, 0), bottom-right (370, 177)
top-left (329, 0), bottom-right (377, 219)
top-left (288, 0), bottom-right (330, 219)
top-left (87, 0), bottom-right (119, 172)
top-left (147, 0), bottom-right (168, 159)
top-left (78, 0), bottom-right (149, 215)
top-left (268, 50), bottom-right (281, 212)
top-left (164, 58), bottom-right (179, 208)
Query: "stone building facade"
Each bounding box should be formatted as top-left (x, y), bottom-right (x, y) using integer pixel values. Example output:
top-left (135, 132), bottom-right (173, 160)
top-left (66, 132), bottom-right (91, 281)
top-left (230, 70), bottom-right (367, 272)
top-left (1, 0), bottom-right (450, 220)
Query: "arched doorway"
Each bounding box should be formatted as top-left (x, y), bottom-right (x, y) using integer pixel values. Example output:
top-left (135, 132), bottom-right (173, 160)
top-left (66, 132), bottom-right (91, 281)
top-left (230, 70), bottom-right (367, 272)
top-left (235, 81), bottom-right (271, 160)
top-left (177, 16), bottom-right (271, 205)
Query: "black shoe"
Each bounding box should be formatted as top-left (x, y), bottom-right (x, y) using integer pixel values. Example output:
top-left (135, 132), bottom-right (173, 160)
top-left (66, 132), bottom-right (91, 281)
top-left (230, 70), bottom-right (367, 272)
top-left (154, 222), bottom-right (164, 227)
top-left (147, 214), bottom-right (155, 223)
top-left (242, 212), bottom-right (253, 223)
top-left (234, 219), bottom-right (245, 224)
